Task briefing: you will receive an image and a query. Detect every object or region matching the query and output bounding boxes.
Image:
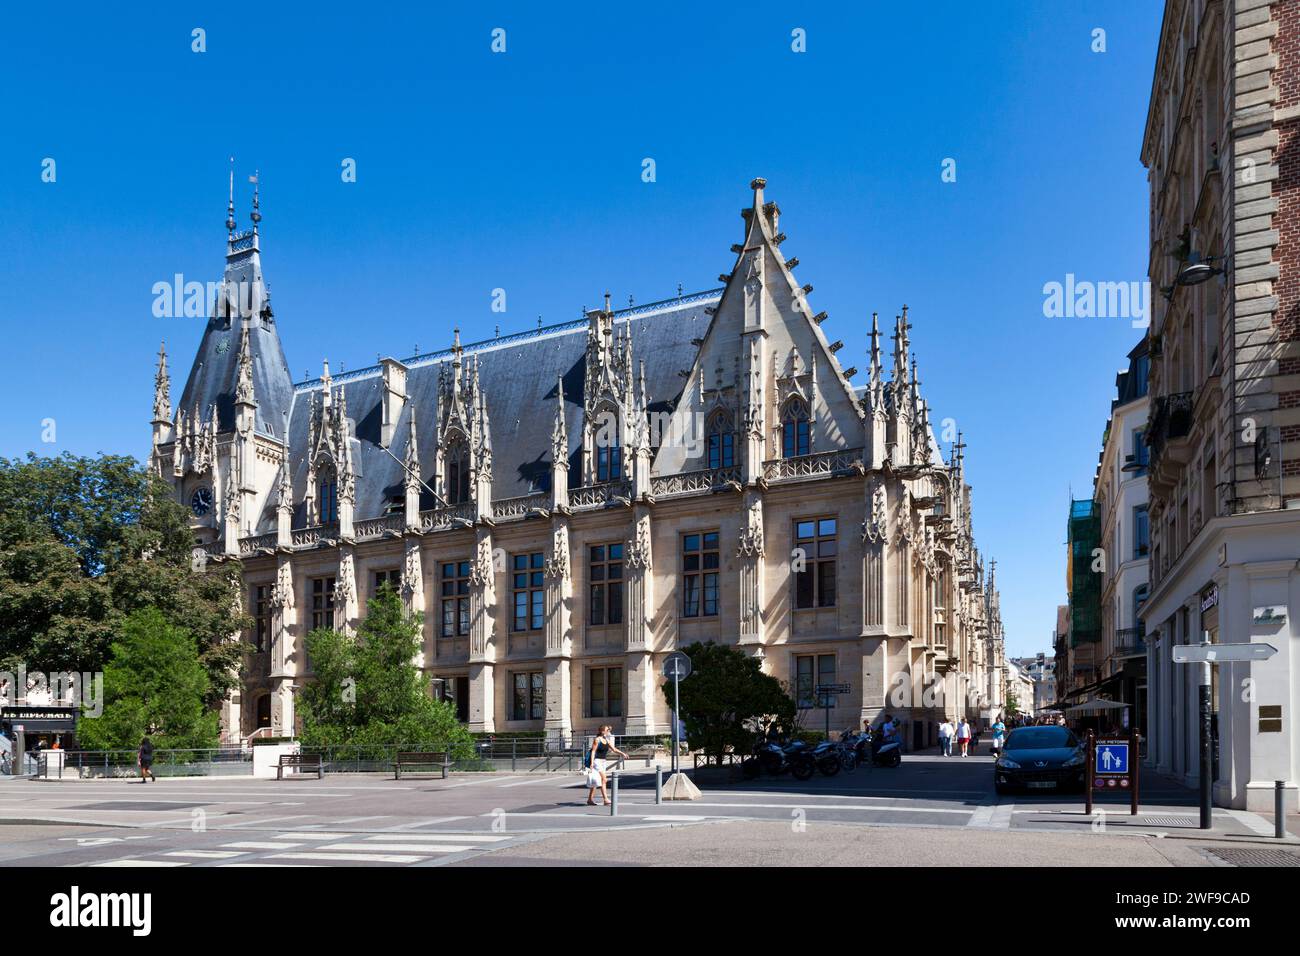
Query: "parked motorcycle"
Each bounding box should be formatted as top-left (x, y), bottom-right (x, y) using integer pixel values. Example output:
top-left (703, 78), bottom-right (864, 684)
top-left (844, 727), bottom-right (902, 768)
top-left (742, 729), bottom-right (816, 781)
top-left (811, 739), bottom-right (843, 776)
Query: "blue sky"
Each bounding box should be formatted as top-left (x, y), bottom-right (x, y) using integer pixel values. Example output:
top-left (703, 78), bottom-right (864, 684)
top-left (0, 2), bottom-right (1162, 657)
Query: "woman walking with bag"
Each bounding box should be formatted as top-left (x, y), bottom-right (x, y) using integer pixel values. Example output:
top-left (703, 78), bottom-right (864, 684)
top-left (586, 725), bottom-right (628, 807)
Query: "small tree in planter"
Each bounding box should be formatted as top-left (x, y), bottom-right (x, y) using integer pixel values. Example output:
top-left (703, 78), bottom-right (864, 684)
top-left (661, 641), bottom-right (796, 766)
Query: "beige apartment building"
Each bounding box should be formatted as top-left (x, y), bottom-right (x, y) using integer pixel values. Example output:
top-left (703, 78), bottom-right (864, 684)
top-left (1140, 0), bottom-right (1299, 810)
top-left (1091, 341), bottom-right (1151, 729)
top-left (150, 179), bottom-right (1006, 749)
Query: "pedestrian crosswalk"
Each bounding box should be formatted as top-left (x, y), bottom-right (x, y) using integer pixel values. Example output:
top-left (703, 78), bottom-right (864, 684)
top-left (88, 830), bottom-right (515, 868)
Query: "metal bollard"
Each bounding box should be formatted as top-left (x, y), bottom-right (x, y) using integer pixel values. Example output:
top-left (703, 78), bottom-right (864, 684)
top-left (1277, 780), bottom-right (1287, 840)
top-left (610, 772), bottom-right (619, 816)
top-left (655, 766), bottom-right (663, 805)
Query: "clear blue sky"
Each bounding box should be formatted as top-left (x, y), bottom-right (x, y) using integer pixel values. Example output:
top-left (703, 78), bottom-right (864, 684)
top-left (0, 2), bottom-right (1162, 658)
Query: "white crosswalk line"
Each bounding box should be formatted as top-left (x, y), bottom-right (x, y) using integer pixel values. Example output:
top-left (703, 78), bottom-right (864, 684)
top-left (266, 851), bottom-right (427, 864)
top-left (220, 863), bottom-right (321, 867)
top-left (381, 816), bottom-right (469, 830)
top-left (222, 841), bottom-right (303, 850)
top-left (274, 832), bottom-right (355, 841)
top-left (164, 850), bottom-right (246, 859)
top-left (92, 859), bottom-right (187, 867)
top-left (319, 842), bottom-right (475, 853)
top-left (363, 832), bottom-right (511, 843)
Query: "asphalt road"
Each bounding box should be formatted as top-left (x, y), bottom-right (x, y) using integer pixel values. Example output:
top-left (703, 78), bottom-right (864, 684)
top-left (0, 752), bottom-right (1293, 867)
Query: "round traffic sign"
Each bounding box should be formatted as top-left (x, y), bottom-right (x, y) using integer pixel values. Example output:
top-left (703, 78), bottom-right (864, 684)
top-left (662, 651), bottom-right (692, 680)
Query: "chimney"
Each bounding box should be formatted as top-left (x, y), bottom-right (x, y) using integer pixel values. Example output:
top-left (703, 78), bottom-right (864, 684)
top-left (380, 358), bottom-right (408, 448)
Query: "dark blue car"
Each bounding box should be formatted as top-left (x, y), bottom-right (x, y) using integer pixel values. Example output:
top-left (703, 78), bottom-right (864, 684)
top-left (993, 726), bottom-right (1087, 795)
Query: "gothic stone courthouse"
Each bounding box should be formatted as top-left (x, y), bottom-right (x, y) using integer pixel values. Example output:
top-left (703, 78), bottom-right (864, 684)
top-left (150, 179), bottom-right (1008, 748)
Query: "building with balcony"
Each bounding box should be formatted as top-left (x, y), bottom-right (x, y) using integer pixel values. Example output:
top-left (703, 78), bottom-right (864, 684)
top-left (1092, 340), bottom-right (1151, 730)
top-left (1139, 0), bottom-right (1300, 811)
top-left (1013, 652), bottom-right (1057, 715)
top-left (149, 178), bottom-right (1008, 749)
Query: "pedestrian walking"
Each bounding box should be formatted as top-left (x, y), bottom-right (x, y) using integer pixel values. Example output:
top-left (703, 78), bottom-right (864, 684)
top-left (585, 724), bottom-right (628, 807)
top-left (991, 716), bottom-right (1006, 756)
top-left (938, 718), bottom-right (954, 756)
top-left (957, 718), bottom-right (971, 756)
top-left (138, 736), bottom-right (156, 783)
top-left (971, 723), bottom-right (982, 755)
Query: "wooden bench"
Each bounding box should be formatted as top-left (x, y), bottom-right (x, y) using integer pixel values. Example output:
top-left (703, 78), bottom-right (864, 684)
top-left (393, 751), bottom-right (451, 780)
top-left (276, 753), bottom-right (323, 780)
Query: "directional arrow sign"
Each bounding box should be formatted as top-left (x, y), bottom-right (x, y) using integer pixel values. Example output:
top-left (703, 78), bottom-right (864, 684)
top-left (1171, 642), bottom-right (1277, 664)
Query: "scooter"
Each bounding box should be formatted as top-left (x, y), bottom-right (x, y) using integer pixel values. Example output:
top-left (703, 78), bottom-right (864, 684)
top-left (869, 732), bottom-right (902, 768)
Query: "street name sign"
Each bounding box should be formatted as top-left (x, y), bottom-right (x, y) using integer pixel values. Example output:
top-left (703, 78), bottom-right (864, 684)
top-left (815, 683), bottom-right (851, 695)
top-left (1171, 643), bottom-right (1277, 664)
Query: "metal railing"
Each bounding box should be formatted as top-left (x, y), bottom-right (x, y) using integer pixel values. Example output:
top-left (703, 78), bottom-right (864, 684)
top-left (40, 748), bottom-right (253, 779)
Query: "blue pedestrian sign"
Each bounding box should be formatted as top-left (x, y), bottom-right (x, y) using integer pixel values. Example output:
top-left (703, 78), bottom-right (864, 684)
top-left (1096, 742), bottom-right (1129, 775)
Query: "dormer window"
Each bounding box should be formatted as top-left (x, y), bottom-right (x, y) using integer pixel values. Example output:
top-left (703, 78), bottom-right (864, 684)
top-left (446, 438), bottom-right (471, 505)
top-left (706, 411), bottom-right (735, 469)
top-left (781, 398), bottom-right (810, 458)
top-left (319, 473), bottom-right (338, 525)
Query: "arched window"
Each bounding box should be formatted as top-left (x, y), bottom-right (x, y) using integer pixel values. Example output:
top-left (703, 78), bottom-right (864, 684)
top-left (446, 438), bottom-right (471, 505)
top-left (318, 464), bottom-right (338, 524)
top-left (706, 411), bottom-right (735, 469)
top-left (781, 398), bottom-right (810, 458)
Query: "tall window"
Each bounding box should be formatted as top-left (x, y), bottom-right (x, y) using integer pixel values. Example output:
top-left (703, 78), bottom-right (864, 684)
top-left (795, 654), bottom-right (836, 709)
top-left (706, 412), bottom-right (735, 469)
top-left (1133, 584), bottom-right (1149, 629)
top-left (596, 442), bottom-right (622, 482)
top-left (589, 666), bottom-right (624, 718)
top-left (589, 544), bottom-right (624, 626)
top-left (310, 577), bottom-right (336, 630)
top-left (934, 568), bottom-right (946, 609)
top-left (794, 518), bottom-right (837, 609)
top-left (373, 568), bottom-right (401, 600)
top-left (319, 474), bottom-right (338, 524)
top-left (1133, 505), bottom-right (1150, 558)
top-left (512, 552), bottom-right (546, 631)
top-left (682, 531), bottom-right (720, 618)
top-left (441, 561), bottom-right (471, 637)
top-left (782, 398), bottom-right (810, 458)
top-left (251, 584), bottom-right (271, 653)
top-left (1131, 427), bottom-right (1149, 476)
top-left (446, 439), bottom-right (470, 505)
top-left (511, 671), bottom-right (545, 721)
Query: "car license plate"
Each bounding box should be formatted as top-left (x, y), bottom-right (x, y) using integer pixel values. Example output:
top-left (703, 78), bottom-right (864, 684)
top-left (1027, 781), bottom-right (1056, 789)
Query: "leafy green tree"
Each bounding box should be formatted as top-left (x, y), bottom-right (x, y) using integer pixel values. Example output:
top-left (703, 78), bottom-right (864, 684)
top-left (0, 453), bottom-right (249, 704)
top-left (298, 587), bottom-right (474, 757)
top-left (76, 607), bottom-right (219, 751)
top-left (661, 641), bottom-right (796, 764)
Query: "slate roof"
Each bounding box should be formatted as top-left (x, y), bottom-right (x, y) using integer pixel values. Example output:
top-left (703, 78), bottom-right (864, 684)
top-left (258, 293), bottom-right (721, 533)
top-left (176, 247), bottom-right (295, 440)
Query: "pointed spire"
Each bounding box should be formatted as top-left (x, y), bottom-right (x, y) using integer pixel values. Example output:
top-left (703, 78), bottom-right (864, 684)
top-left (552, 375), bottom-right (568, 463)
top-left (235, 326), bottom-right (255, 407)
top-left (153, 341), bottom-right (171, 423)
top-left (225, 157), bottom-right (236, 237)
top-left (405, 408), bottom-right (421, 492)
top-left (890, 308), bottom-right (911, 387)
top-left (277, 455), bottom-right (293, 515)
top-left (250, 170), bottom-right (261, 234)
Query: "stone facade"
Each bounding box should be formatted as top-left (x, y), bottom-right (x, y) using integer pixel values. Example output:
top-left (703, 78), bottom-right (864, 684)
top-left (1140, 0), bottom-right (1300, 810)
top-left (151, 179), bottom-right (1007, 749)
